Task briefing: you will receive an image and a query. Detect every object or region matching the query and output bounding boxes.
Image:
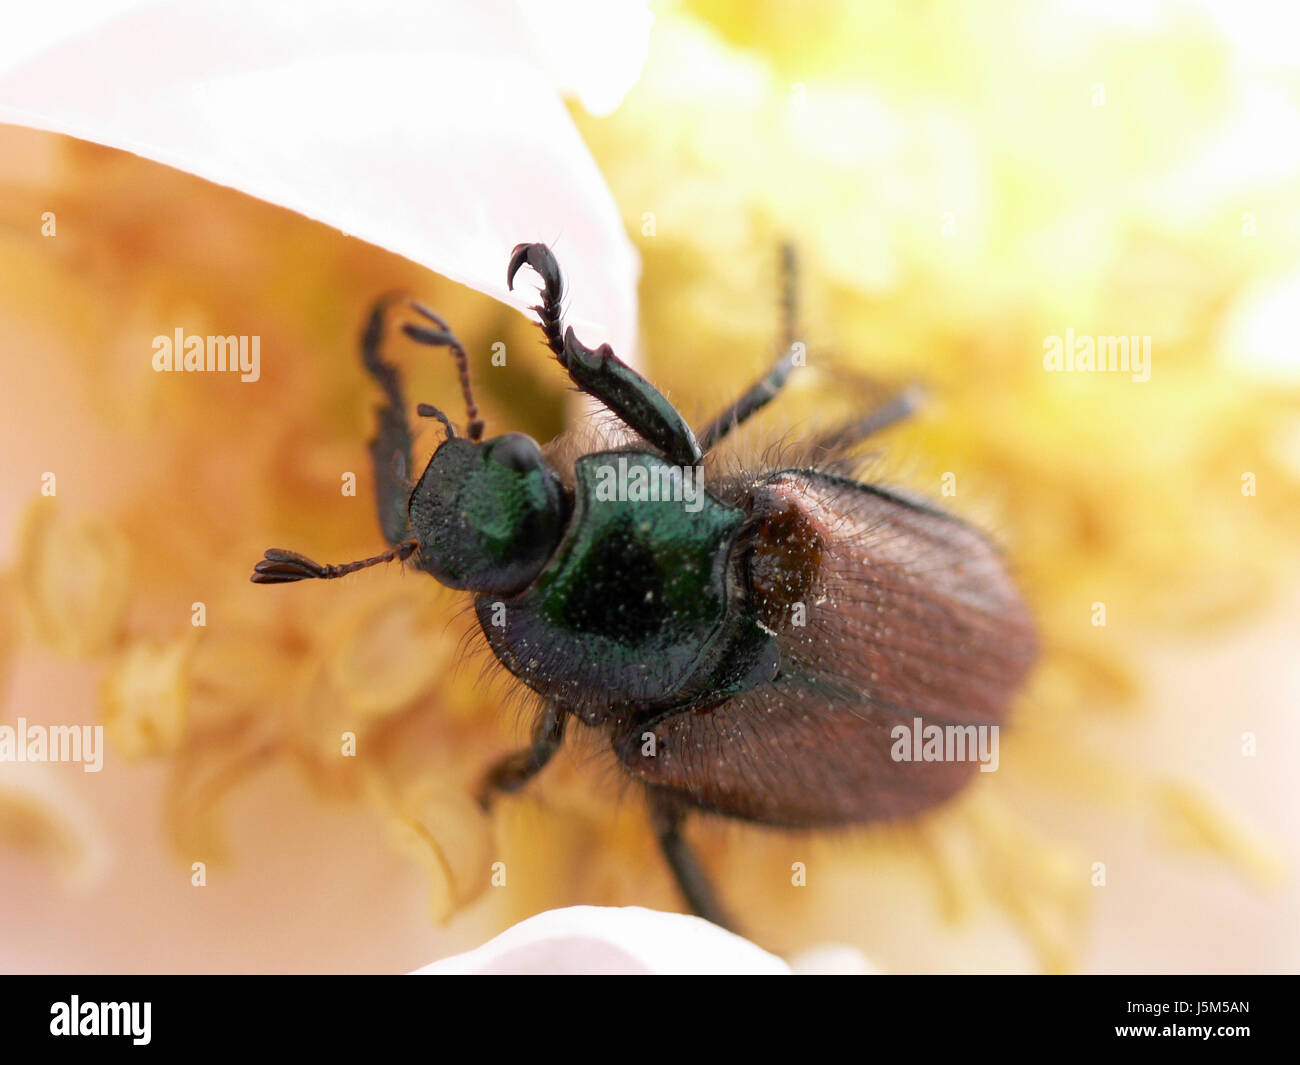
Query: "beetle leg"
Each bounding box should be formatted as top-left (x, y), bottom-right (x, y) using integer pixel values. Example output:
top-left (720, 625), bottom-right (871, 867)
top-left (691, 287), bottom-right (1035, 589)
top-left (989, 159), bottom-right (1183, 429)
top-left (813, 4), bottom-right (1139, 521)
top-left (696, 243), bottom-right (802, 453)
top-left (507, 242), bottom-right (703, 468)
top-left (696, 348), bottom-right (799, 452)
top-left (361, 294), bottom-right (419, 547)
top-left (476, 702), bottom-right (570, 809)
top-left (778, 242), bottom-right (799, 353)
top-left (646, 790), bottom-right (736, 932)
top-left (506, 242), bottom-right (565, 356)
top-left (812, 384), bottom-right (925, 461)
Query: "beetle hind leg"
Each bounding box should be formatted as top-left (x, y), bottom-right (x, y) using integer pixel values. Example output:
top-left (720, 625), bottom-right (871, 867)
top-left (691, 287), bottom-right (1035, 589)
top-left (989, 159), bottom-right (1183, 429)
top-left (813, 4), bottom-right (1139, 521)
top-left (647, 790), bottom-right (737, 932)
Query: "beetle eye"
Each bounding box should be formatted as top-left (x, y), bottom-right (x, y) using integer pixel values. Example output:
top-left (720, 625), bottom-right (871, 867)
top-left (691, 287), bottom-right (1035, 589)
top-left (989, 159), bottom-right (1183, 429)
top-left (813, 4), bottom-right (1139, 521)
top-left (485, 432), bottom-right (543, 472)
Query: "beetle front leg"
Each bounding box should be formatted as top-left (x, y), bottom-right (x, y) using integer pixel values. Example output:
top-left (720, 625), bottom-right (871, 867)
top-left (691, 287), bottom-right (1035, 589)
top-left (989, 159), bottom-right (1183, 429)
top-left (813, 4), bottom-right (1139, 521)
top-left (477, 702), bottom-right (570, 809)
top-left (360, 294), bottom-right (418, 547)
top-left (507, 242), bottom-right (702, 467)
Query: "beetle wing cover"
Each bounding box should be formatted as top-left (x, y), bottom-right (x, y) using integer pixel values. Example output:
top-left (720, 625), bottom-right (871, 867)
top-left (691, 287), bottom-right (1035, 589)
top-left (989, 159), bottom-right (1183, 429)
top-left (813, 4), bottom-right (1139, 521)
top-left (617, 470), bottom-right (1037, 828)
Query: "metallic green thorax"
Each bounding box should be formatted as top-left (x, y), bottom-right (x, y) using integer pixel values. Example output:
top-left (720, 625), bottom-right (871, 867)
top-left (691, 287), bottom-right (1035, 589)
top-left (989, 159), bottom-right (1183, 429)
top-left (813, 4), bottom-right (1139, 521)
top-left (476, 451), bottom-right (777, 719)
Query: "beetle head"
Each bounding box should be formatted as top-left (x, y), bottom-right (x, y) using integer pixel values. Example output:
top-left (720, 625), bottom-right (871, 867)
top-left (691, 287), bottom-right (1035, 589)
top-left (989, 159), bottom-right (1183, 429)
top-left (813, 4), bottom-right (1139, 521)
top-left (408, 432), bottom-right (568, 596)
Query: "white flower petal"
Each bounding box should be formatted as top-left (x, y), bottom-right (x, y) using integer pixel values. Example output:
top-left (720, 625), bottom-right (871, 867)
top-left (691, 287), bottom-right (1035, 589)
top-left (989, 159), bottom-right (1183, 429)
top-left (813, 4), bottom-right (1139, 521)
top-left (0, 0), bottom-right (643, 352)
top-left (514, 0), bottom-right (655, 117)
top-left (412, 906), bottom-right (793, 975)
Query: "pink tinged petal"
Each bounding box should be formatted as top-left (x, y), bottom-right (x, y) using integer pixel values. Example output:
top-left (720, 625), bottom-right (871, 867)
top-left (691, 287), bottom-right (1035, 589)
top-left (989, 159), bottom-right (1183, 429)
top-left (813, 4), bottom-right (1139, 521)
top-left (0, 0), bottom-right (644, 356)
top-left (411, 906), bottom-right (794, 975)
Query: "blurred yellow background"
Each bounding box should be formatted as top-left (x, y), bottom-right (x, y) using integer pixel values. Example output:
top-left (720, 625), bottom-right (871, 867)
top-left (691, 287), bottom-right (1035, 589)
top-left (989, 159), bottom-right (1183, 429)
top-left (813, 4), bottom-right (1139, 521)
top-left (1, 0), bottom-right (1297, 972)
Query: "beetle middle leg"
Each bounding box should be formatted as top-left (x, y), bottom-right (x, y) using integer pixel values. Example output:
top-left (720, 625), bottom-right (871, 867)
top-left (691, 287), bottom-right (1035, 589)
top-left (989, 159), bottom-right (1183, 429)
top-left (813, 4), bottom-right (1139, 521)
top-left (696, 243), bottom-right (802, 453)
top-left (812, 383), bottom-right (925, 461)
top-left (696, 349), bottom-right (799, 453)
top-left (477, 702), bottom-right (570, 809)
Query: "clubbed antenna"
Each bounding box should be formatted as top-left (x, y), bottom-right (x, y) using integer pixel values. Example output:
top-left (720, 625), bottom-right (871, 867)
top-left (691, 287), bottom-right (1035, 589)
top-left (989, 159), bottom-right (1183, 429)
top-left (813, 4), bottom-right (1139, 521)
top-left (251, 539), bottom-right (418, 584)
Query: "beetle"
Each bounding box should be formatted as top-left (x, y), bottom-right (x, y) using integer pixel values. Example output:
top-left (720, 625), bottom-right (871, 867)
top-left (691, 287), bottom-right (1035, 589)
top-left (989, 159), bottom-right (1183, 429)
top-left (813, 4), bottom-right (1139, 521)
top-left (250, 242), bottom-right (1037, 929)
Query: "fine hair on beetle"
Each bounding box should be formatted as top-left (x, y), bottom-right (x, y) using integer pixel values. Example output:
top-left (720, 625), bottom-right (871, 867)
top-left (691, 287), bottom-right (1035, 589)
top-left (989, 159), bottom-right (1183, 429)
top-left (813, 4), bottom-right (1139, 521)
top-left (250, 240), bottom-right (1038, 933)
